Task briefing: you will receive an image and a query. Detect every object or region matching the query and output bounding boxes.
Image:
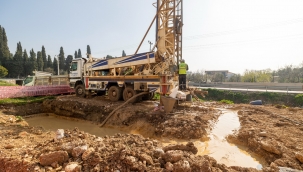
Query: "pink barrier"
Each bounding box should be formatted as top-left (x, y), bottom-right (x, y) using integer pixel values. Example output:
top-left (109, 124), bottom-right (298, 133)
top-left (0, 85), bottom-right (75, 99)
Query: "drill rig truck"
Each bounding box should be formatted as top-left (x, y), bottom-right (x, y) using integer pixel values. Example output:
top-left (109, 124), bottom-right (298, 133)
top-left (69, 0), bottom-right (183, 103)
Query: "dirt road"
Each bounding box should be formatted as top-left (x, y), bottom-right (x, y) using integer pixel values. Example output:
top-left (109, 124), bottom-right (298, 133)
top-left (0, 95), bottom-right (302, 171)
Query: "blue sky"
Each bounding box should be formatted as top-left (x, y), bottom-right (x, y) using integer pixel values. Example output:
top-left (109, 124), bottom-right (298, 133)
top-left (1, 0), bottom-right (303, 74)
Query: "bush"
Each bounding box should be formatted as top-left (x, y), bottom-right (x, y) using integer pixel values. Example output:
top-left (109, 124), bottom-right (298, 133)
top-left (220, 99), bottom-right (234, 104)
top-left (295, 94), bottom-right (303, 106)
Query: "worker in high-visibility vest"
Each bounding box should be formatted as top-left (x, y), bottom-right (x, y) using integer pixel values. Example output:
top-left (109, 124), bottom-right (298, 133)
top-left (178, 59), bottom-right (189, 90)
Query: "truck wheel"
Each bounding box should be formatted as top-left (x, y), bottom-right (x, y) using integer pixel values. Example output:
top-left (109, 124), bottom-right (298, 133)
top-left (108, 86), bottom-right (122, 102)
top-left (75, 85), bottom-right (86, 97)
top-left (123, 86), bottom-right (138, 103)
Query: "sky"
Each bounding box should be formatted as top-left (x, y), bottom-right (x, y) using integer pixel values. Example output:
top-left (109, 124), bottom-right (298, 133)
top-left (1, 0), bottom-right (303, 74)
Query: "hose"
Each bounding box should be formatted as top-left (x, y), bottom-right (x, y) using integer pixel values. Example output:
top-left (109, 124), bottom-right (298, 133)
top-left (100, 92), bottom-right (149, 127)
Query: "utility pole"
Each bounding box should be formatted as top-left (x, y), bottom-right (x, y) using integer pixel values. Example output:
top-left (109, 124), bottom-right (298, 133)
top-left (55, 55), bottom-right (59, 75)
top-left (148, 40), bottom-right (153, 51)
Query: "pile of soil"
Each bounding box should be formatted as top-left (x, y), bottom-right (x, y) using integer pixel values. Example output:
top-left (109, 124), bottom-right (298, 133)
top-left (0, 114), bottom-right (255, 172)
top-left (227, 104), bottom-right (303, 171)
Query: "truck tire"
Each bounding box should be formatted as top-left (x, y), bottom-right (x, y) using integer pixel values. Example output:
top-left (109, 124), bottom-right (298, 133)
top-left (75, 84), bottom-right (86, 97)
top-left (108, 86), bottom-right (122, 102)
top-left (123, 86), bottom-right (138, 103)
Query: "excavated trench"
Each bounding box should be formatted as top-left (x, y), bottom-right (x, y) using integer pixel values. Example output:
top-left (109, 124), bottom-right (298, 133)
top-left (25, 108), bottom-right (265, 169)
top-left (2, 96), bottom-right (303, 171)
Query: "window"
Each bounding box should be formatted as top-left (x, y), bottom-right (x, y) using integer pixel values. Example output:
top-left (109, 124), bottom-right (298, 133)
top-left (23, 77), bottom-right (33, 85)
top-left (70, 62), bottom-right (78, 71)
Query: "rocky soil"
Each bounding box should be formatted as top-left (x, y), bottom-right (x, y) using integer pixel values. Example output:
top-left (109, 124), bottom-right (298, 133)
top-left (0, 95), bottom-right (303, 171)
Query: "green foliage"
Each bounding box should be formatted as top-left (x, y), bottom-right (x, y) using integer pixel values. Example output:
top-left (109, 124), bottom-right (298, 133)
top-left (154, 93), bottom-right (160, 100)
top-left (87, 45), bottom-right (91, 55)
top-left (65, 55), bottom-right (73, 72)
top-left (0, 65), bottom-right (8, 78)
top-left (15, 116), bottom-right (23, 122)
top-left (295, 94), bottom-right (303, 105)
top-left (77, 49), bottom-right (82, 58)
top-left (74, 51), bottom-right (78, 59)
top-left (242, 69), bottom-right (272, 82)
top-left (53, 58), bottom-right (58, 75)
top-left (0, 80), bottom-right (16, 86)
top-left (59, 47), bottom-right (65, 71)
top-left (0, 96), bottom-right (55, 105)
top-left (41, 46), bottom-right (47, 70)
top-left (47, 55), bottom-right (53, 69)
top-left (122, 50), bottom-right (126, 57)
top-left (37, 51), bottom-right (43, 71)
top-left (220, 99), bottom-right (234, 104)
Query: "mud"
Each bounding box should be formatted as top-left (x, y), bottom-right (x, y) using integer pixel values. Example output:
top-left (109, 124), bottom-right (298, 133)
top-left (0, 95), bottom-right (303, 171)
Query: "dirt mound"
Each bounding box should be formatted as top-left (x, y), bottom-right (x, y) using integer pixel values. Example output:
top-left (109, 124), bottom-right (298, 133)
top-left (0, 115), bottom-right (253, 172)
top-left (227, 104), bottom-right (303, 171)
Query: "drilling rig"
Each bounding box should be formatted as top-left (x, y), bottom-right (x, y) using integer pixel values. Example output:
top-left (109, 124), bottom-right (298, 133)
top-left (69, 0), bottom-right (183, 103)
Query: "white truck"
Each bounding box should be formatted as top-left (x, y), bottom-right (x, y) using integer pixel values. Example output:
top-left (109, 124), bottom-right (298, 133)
top-left (69, 0), bottom-right (183, 103)
top-left (23, 71), bottom-right (69, 86)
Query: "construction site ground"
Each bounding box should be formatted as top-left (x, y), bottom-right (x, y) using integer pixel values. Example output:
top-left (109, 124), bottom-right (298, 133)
top-left (0, 95), bottom-right (303, 172)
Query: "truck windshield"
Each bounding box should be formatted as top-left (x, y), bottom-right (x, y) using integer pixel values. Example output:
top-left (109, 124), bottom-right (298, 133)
top-left (70, 62), bottom-right (78, 71)
top-left (23, 77), bottom-right (33, 85)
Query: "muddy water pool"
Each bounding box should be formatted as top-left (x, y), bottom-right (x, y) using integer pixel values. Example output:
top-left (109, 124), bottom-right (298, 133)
top-left (26, 114), bottom-right (128, 137)
top-left (26, 111), bottom-right (265, 169)
top-left (162, 110), bottom-right (265, 169)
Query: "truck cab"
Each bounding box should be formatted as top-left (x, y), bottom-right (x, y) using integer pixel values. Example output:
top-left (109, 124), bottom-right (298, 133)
top-left (69, 58), bottom-right (85, 88)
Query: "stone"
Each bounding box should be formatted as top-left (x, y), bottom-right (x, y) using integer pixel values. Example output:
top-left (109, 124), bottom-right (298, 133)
top-left (72, 145), bottom-right (88, 158)
top-left (153, 148), bottom-right (164, 158)
top-left (165, 162), bottom-right (174, 171)
top-left (259, 132), bottom-right (267, 137)
top-left (295, 152), bottom-right (303, 164)
top-left (260, 141), bottom-right (282, 155)
top-left (139, 153), bottom-right (153, 165)
top-left (55, 129), bottom-right (64, 140)
top-left (65, 162), bottom-right (82, 172)
top-left (82, 147), bottom-right (95, 161)
top-left (39, 151), bottom-right (69, 166)
top-left (162, 150), bottom-right (182, 163)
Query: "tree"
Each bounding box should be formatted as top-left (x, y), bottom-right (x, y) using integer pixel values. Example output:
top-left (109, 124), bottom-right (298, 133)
top-left (41, 46), bottom-right (47, 71)
top-left (74, 51), bottom-right (78, 59)
top-left (0, 65), bottom-right (8, 78)
top-left (47, 55), bottom-right (53, 69)
top-left (106, 55), bottom-right (114, 59)
top-left (65, 55), bottom-right (73, 72)
top-left (58, 47), bottom-right (65, 72)
top-left (10, 42), bottom-right (24, 78)
top-left (78, 49), bottom-right (82, 58)
top-left (0, 26), bottom-right (10, 70)
top-left (29, 49), bottom-right (38, 74)
top-left (122, 50), bottom-right (126, 57)
top-left (23, 49), bottom-right (31, 77)
top-left (87, 45), bottom-right (91, 58)
top-left (37, 51), bottom-right (43, 71)
top-left (53, 58), bottom-right (58, 75)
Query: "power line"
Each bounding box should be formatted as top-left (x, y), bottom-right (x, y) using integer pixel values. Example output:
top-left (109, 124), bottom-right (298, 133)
top-left (183, 17), bottom-right (303, 40)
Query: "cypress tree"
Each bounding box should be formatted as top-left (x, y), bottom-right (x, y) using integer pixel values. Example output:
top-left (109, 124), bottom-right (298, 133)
top-left (65, 55), bottom-right (73, 72)
top-left (11, 42), bottom-right (24, 78)
top-left (122, 50), bottom-right (126, 57)
top-left (23, 49), bottom-right (30, 76)
top-left (47, 55), bottom-right (53, 69)
top-left (0, 26), bottom-right (3, 65)
top-left (53, 57), bottom-right (58, 75)
top-left (29, 49), bottom-right (38, 74)
top-left (74, 51), bottom-right (78, 59)
top-left (87, 45), bottom-right (91, 58)
top-left (41, 46), bottom-right (47, 71)
top-left (37, 51), bottom-right (43, 71)
top-left (78, 49), bottom-right (82, 58)
top-left (58, 47), bottom-right (65, 73)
